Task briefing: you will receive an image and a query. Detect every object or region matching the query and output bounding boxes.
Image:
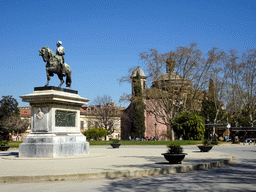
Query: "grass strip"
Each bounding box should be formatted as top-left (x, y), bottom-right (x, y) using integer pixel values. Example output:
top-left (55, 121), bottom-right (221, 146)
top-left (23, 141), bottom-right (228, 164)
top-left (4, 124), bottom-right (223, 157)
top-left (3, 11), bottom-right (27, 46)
top-left (89, 140), bottom-right (202, 146)
top-left (8, 140), bottom-right (228, 148)
top-left (8, 141), bottom-right (22, 148)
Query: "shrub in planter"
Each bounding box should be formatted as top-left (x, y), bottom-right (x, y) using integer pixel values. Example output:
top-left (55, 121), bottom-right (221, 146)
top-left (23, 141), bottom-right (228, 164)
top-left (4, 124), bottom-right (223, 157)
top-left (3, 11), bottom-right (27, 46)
top-left (167, 144), bottom-right (183, 154)
top-left (111, 139), bottom-right (120, 143)
top-left (0, 139), bottom-right (10, 151)
top-left (202, 139), bottom-right (211, 146)
top-left (198, 139), bottom-right (213, 152)
top-left (110, 139), bottom-right (121, 148)
top-left (162, 144), bottom-right (187, 164)
top-left (0, 139), bottom-right (8, 146)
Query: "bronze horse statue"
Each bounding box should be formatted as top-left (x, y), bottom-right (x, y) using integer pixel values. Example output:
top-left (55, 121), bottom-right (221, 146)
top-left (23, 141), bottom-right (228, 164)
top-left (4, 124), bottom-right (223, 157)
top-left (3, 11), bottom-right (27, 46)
top-left (39, 47), bottom-right (72, 88)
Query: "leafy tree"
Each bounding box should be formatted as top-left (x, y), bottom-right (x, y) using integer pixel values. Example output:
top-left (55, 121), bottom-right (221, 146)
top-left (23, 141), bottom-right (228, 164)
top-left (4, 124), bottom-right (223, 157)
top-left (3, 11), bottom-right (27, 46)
top-left (171, 111), bottom-right (205, 140)
top-left (0, 96), bottom-right (22, 138)
top-left (131, 71), bottom-right (145, 139)
top-left (200, 76), bottom-right (225, 135)
top-left (0, 95), bottom-right (19, 120)
top-left (200, 100), bottom-right (217, 123)
top-left (208, 78), bottom-right (216, 102)
top-left (200, 99), bottom-right (222, 138)
top-left (235, 108), bottom-right (252, 127)
top-left (83, 127), bottom-right (108, 141)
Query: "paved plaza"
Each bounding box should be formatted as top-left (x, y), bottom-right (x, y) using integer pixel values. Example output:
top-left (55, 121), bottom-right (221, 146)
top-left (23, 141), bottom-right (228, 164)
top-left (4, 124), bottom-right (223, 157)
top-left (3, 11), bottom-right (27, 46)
top-left (0, 145), bottom-right (236, 184)
top-left (1, 144), bottom-right (256, 191)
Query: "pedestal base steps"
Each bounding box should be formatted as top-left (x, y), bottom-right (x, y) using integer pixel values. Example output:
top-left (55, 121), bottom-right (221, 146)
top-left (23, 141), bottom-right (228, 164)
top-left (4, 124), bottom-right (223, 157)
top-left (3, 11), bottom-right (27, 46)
top-left (19, 134), bottom-right (89, 158)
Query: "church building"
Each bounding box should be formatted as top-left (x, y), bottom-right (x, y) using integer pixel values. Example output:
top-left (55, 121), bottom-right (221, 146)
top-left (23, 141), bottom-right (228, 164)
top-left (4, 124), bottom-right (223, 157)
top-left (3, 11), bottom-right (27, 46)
top-left (121, 57), bottom-right (198, 140)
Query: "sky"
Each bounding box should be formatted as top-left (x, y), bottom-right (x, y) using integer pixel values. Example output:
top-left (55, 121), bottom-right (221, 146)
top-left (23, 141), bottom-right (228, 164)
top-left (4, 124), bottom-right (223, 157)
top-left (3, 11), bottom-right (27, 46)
top-left (0, 0), bottom-right (256, 108)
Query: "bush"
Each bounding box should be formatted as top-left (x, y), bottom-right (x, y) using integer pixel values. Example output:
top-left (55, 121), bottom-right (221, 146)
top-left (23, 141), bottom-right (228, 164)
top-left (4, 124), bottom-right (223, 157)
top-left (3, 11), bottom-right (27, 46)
top-left (167, 144), bottom-right (183, 154)
top-left (83, 127), bottom-right (108, 141)
top-left (202, 139), bottom-right (211, 146)
top-left (111, 139), bottom-right (120, 143)
top-left (171, 111), bottom-right (205, 140)
top-left (0, 139), bottom-right (8, 146)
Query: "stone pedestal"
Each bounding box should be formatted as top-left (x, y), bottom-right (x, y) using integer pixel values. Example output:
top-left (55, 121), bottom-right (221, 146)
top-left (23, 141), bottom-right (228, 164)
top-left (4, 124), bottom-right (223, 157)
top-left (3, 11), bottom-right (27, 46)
top-left (19, 86), bottom-right (90, 158)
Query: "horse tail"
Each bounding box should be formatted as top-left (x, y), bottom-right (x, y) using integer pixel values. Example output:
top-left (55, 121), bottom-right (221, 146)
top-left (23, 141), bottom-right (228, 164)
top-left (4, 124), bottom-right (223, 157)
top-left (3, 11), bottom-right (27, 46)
top-left (64, 64), bottom-right (72, 87)
top-left (66, 72), bottom-right (72, 87)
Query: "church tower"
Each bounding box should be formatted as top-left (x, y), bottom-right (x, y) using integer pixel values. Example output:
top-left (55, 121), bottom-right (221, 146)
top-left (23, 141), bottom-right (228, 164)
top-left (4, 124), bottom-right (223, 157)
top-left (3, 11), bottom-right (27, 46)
top-left (130, 66), bottom-right (147, 97)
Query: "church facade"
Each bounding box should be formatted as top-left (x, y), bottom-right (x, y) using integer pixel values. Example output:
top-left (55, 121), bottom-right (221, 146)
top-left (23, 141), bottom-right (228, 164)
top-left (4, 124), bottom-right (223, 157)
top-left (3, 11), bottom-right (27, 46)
top-left (121, 67), bottom-right (169, 140)
top-left (121, 56), bottom-right (202, 140)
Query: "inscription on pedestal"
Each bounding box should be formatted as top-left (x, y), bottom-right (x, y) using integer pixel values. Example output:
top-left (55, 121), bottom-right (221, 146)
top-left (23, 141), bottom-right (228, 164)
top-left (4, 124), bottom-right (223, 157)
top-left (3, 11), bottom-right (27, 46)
top-left (55, 110), bottom-right (76, 127)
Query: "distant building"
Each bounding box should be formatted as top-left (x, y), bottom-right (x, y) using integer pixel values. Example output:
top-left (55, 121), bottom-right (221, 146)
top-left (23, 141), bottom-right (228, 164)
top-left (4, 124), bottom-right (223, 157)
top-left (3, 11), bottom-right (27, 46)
top-left (80, 102), bottom-right (124, 140)
top-left (14, 106), bottom-right (31, 141)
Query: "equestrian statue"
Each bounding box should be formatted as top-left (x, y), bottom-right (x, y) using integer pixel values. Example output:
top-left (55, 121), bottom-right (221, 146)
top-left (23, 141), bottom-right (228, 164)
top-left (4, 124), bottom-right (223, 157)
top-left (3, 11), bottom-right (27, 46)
top-left (39, 41), bottom-right (72, 88)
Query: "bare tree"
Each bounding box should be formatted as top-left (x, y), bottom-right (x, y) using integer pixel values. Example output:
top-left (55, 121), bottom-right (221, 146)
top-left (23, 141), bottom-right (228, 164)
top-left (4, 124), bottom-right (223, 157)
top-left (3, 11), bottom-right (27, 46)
top-left (141, 43), bottom-right (214, 140)
top-left (208, 48), bottom-right (256, 128)
top-left (239, 49), bottom-right (256, 127)
top-left (0, 115), bottom-right (29, 135)
top-left (91, 95), bottom-right (119, 135)
top-left (225, 49), bottom-right (243, 126)
top-left (207, 48), bottom-right (228, 132)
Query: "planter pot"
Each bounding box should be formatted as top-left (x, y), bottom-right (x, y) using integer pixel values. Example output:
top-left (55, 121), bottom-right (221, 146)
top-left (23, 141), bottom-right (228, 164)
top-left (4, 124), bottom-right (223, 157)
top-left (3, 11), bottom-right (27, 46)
top-left (198, 145), bottom-right (213, 152)
top-left (0, 146), bottom-right (10, 151)
top-left (161, 153), bottom-right (187, 164)
top-left (110, 143), bottom-right (121, 148)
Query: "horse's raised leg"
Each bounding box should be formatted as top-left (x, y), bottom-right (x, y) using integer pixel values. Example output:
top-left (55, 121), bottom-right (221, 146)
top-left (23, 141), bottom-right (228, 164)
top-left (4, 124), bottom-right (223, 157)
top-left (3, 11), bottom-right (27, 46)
top-left (57, 74), bottom-right (64, 88)
top-left (45, 75), bottom-right (51, 87)
top-left (59, 80), bottom-right (64, 88)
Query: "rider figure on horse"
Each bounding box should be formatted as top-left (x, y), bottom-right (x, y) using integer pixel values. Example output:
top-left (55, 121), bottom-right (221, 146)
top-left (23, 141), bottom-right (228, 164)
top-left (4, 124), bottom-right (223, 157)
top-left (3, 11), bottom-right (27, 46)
top-left (56, 41), bottom-right (65, 76)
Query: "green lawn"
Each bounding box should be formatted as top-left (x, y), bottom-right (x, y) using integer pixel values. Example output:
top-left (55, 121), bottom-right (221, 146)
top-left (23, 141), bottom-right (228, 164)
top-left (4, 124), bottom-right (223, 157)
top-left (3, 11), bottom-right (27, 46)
top-left (7, 140), bottom-right (207, 148)
top-left (85, 140), bottom-right (202, 146)
top-left (8, 141), bottom-right (23, 148)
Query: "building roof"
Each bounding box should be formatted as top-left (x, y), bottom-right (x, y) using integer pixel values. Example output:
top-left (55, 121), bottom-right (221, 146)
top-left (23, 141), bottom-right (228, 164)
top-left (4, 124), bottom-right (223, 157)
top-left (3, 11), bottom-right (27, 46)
top-left (130, 67), bottom-right (147, 79)
top-left (157, 71), bottom-right (183, 81)
top-left (20, 108), bottom-right (31, 117)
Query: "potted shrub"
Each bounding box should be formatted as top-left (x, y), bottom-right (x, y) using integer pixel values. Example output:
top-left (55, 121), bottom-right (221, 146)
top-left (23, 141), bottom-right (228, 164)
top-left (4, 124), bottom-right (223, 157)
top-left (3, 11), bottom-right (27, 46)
top-left (0, 139), bottom-right (10, 151)
top-left (161, 144), bottom-right (187, 164)
top-left (110, 139), bottom-right (121, 148)
top-left (197, 139), bottom-right (213, 152)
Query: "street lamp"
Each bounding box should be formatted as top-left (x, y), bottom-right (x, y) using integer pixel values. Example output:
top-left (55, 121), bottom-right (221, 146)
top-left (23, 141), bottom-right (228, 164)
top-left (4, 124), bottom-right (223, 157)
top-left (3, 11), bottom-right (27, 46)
top-left (227, 123), bottom-right (231, 139)
top-left (207, 115), bottom-right (210, 140)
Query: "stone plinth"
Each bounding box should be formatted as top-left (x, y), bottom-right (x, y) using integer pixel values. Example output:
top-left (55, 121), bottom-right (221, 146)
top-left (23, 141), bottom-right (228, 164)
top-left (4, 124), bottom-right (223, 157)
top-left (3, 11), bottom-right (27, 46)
top-left (19, 86), bottom-right (90, 158)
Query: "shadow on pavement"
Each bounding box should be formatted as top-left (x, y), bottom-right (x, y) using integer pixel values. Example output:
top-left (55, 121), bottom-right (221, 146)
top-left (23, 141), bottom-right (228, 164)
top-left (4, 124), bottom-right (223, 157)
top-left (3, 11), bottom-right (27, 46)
top-left (112, 155), bottom-right (230, 170)
top-left (99, 159), bottom-right (256, 192)
top-left (0, 152), bottom-right (18, 157)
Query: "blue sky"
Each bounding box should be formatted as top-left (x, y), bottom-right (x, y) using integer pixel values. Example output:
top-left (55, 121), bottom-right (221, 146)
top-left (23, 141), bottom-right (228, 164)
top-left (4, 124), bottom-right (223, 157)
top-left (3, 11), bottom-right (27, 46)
top-left (0, 0), bottom-right (255, 107)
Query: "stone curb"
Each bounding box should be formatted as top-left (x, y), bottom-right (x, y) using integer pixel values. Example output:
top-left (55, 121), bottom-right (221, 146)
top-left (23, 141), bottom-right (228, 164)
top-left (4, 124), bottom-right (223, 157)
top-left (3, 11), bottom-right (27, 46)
top-left (0, 156), bottom-right (236, 184)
